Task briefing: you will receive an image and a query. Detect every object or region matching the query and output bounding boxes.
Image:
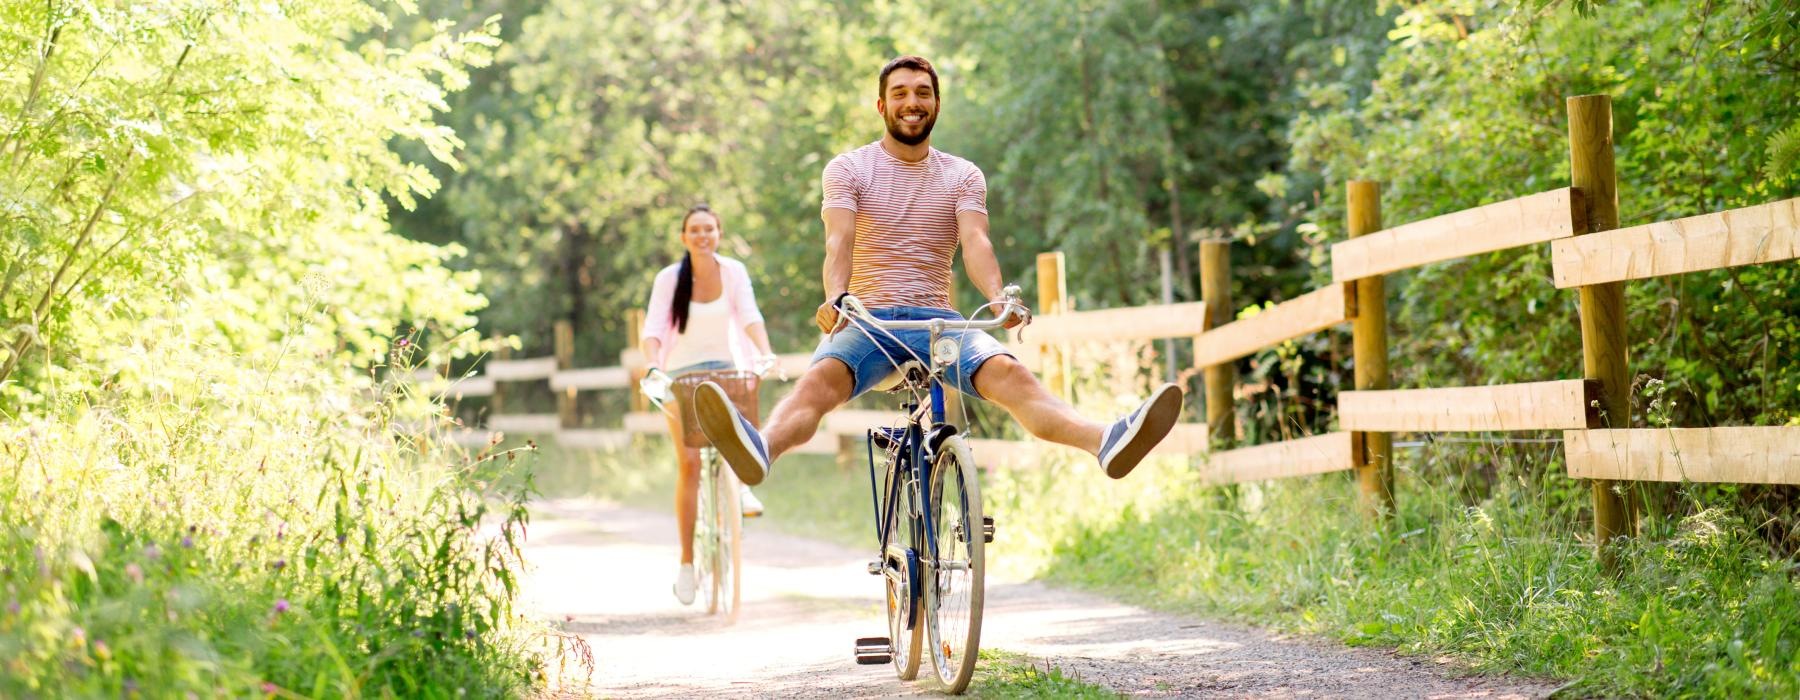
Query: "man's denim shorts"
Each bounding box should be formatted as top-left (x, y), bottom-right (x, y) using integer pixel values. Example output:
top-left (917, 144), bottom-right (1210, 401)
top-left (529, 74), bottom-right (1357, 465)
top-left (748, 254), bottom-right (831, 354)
top-left (811, 306), bottom-right (1014, 399)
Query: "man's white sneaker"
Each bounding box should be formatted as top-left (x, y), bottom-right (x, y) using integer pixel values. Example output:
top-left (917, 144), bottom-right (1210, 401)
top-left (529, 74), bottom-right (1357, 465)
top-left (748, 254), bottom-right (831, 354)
top-left (1097, 383), bottom-right (1184, 479)
top-left (740, 485), bottom-right (765, 518)
top-left (673, 563), bottom-right (697, 605)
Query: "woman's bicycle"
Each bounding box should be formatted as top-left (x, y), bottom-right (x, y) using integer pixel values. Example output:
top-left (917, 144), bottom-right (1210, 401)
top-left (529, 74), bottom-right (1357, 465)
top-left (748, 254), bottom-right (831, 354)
top-left (843, 286), bottom-right (1024, 694)
top-left (643, 362), bottom-right (772, 623)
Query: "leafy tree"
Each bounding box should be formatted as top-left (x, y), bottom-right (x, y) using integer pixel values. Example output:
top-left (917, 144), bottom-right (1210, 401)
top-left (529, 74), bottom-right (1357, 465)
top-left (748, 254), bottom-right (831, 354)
top-left (0, 0), bottom-right (498, 407)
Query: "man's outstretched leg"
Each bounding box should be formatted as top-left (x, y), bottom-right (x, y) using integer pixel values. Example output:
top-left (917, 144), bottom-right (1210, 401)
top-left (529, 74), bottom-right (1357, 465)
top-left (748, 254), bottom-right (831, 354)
top-left (695, 360), bottom-right (854, 486)
top-left (970, 355), bottom-right (1183, 479)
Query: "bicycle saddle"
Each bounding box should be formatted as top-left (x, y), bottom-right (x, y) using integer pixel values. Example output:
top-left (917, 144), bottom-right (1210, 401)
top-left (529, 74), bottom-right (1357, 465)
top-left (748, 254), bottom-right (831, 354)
top-left (870, 360), bottom-right (927, 393)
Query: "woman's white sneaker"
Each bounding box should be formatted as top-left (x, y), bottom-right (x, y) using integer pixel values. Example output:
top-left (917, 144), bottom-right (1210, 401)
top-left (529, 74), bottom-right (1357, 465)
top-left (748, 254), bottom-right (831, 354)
top-left (673, 563), bottom-right (697, 605)
top-left (740, 485), bottom-right (765, 518)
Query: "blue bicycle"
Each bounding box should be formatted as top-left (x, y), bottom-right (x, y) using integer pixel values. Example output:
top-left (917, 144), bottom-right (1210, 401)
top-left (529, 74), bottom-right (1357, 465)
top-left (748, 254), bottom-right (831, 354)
top-left (845, 286), bottom-right (1022, 694)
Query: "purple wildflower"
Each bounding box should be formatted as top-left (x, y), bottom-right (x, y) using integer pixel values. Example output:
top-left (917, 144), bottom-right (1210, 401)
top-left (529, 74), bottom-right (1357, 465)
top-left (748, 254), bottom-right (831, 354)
top-left (144, 544), bottom-right (162, 560)
top-left (6, 600), bottom-right (18, 615)
top-left (125, 563), bottom-right (144, 584)
top-left (180, 536), bottom-right (193, 549)
top-left (274, 599), bottom-right (290, 614)
top-left (272, 559), bottom-right (286, 571)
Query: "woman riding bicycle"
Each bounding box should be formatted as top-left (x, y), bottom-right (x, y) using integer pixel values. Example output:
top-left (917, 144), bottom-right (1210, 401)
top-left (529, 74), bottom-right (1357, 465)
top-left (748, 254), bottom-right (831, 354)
top-left (639, 203), bottom-right (777, 606)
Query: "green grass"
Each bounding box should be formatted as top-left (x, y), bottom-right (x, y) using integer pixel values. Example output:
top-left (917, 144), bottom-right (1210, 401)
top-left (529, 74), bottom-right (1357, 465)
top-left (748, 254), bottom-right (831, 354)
top-left (1, 357), bottom-right (550, 697)
top-left (549, 433), bottom-right (1800, 698)
top-left (1025, 443), bottom-right (1800, 698)
top-left (965, 649), bottom-right (1121, 698)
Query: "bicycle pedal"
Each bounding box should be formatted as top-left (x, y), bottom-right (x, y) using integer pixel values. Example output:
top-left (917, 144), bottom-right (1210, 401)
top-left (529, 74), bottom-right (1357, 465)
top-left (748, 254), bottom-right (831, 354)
top-left (853, 636), bottom-right (893, 665)
top-left (866, 560), bottom-right (883, 576)
top-left (983, 516), bottom-right (995, 543)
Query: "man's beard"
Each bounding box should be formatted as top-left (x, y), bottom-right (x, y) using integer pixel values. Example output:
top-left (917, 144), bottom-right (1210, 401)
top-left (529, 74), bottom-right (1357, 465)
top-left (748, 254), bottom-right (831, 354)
top-left (884, 109), bottom-right (937, 146)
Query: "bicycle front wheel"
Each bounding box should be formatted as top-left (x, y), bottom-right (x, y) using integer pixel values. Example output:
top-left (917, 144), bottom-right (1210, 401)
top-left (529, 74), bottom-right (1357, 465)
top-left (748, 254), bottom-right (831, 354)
top-left (695, 449), bottom-right (720, 614)
top-left (713, 458), bottom-right (743, 623)
top-left (925, 435), bottom-right (984, 694)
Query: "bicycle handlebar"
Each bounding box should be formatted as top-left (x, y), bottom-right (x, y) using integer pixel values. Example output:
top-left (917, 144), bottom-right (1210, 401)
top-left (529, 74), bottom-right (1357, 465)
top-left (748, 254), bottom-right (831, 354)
top-left (834, 284), bottom-right (1027, 333)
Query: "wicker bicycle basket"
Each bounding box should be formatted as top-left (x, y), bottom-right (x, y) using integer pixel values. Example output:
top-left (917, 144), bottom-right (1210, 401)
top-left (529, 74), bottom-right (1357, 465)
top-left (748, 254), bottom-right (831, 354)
top-left (672, 370), bottom-right (761, 448)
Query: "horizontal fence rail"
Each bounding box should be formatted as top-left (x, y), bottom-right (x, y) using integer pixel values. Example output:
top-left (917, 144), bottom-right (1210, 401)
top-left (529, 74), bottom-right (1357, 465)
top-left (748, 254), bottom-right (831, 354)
top-left (1195, 432), bottom-right (1360, 486)
top-left (1332, 187), bottom-right (1585, 282)
top-left (1338, 380), bottom-right (1599, 432)
top-left (1191, 283), bottom-right (1355, 369)
top-left (1550, 196), bottom-right (1800, 287)
top-left (1026, 301), bottom-right (1210, 345)
top-left (1565, 427), bottom-right (1800, 485)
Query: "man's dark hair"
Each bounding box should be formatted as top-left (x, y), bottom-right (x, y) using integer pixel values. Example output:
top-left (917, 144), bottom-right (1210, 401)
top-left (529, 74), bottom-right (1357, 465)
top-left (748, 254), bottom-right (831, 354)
top-left (878, 55), bottom-right (939, 99)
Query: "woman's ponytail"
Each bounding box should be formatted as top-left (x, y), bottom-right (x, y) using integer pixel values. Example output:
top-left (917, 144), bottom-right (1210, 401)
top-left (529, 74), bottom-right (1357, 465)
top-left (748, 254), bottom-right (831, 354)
top-left (671, 251), bottom-right (694, 333)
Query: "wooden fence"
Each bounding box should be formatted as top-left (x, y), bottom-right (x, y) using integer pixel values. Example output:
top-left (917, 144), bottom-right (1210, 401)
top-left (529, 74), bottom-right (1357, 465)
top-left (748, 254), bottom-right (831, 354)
top-left (429, 94), bottom-right (1799, 564)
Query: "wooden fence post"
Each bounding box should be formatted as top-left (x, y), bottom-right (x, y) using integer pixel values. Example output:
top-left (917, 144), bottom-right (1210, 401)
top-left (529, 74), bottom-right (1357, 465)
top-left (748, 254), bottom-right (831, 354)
top-left (1568, 94), bottom-right (1633, 571)
top-left (1036, 252), bottom-right (1071, 401)
top-left (554, 319), bottom-right (577, 429)
top-left (626, 309), bottom-right (647, 414)
top-left (1347, 180), bottom-right (1395, 517)
top-left (1199, 240), bottom-right (1236, 448)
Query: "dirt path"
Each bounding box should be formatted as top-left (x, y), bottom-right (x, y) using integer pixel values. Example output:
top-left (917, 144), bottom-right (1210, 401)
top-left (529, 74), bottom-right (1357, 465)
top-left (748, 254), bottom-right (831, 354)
top-left (522, 498), bottom-right (1560, 698)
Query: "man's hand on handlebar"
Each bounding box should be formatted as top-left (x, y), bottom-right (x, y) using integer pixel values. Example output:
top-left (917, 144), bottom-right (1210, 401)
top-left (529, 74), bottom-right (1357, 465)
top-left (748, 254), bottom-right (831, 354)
top-left (814, 299), bottom-right (844, 335)
top-left (994, 283), bottom-right (1030, 330)
top-left (998, 300), bottom-right (1031, 330)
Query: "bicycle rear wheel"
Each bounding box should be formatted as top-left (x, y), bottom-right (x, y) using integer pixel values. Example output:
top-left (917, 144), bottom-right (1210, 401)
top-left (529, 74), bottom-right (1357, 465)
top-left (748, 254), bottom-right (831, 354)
top-left (925, 435), bottom-right (984, 694)
top-left (884, 472), bottom-right (923, 680)
top-left (713, 457), bottom-right (743, 623)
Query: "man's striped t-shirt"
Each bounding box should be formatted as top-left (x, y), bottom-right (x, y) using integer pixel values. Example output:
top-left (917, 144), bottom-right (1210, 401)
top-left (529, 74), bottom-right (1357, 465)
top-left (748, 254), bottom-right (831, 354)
top-left (821, 141), bottom-right (987, 310)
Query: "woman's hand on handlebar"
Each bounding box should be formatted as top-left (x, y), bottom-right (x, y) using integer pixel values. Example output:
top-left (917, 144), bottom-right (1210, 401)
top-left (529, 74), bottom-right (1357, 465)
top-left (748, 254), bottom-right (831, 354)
top-left (752, 353), bottom-right (783, 380)
top-left (639, 367), bottom-right (674, 407)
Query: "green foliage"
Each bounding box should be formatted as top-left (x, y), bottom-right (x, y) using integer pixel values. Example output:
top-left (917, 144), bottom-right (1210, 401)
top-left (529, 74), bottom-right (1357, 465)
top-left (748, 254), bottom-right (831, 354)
top-left (0, 0), bottom-right (499, 403)
top-left (0, 0), bottom-right (548, 694)
top-left (1, 327), bottom-right (546, 695)
top-left (1285, 0), bottom-right (1800, 547)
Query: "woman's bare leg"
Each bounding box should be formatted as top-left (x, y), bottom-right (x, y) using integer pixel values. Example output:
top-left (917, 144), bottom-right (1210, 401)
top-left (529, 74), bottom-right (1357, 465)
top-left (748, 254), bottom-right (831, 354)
top-left (666, 414), bottom-right (701, 564)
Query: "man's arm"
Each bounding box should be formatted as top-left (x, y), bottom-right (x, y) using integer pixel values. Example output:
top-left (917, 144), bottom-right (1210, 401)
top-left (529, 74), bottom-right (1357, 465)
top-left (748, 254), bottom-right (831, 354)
top-left (817, 207), bottom-right (856, 333)
top-left (958, 210), bottom-right (1027, 328)
top-left (957, 210), bottom-right (1005, 302)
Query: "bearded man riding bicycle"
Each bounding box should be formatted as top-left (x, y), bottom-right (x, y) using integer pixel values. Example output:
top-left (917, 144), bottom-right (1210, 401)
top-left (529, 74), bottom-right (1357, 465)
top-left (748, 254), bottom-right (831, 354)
top-left (696, 55), bottom-right (1183, 488)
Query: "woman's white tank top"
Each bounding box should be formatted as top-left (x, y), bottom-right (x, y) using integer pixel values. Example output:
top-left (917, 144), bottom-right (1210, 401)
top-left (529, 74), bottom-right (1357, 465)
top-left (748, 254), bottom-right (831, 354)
top-left (662, 296), bottom-right (734, 370)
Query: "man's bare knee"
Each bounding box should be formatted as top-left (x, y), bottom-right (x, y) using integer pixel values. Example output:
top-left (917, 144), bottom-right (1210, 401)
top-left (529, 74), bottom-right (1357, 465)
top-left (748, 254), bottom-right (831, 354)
top-left (971, 355), bottom-right (1043, 404)
top-left (789, 359), bottom-right (854, 410)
